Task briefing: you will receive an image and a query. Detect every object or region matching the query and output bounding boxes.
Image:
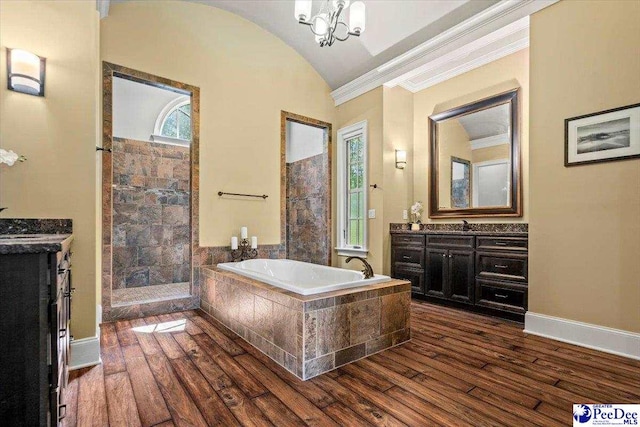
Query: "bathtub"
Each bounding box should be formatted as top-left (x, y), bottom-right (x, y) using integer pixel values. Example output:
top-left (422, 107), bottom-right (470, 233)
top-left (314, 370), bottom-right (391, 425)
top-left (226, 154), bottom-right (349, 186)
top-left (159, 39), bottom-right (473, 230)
top-left (217, 258), bottom-right (391, 296)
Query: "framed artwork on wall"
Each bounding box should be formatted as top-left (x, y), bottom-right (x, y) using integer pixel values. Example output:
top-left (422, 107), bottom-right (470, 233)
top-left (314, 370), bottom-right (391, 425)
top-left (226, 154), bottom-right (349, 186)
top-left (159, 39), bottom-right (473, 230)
top-left (565, 103), bottom-right (640, 166)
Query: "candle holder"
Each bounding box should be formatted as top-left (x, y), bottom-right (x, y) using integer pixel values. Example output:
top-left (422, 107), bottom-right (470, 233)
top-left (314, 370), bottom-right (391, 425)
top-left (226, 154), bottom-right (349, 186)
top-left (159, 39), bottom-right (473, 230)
top-left (231, 238), bottom-right (257, 262)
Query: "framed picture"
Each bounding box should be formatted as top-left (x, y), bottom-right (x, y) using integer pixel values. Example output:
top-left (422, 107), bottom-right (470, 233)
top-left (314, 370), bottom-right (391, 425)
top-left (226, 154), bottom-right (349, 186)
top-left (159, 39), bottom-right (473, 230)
top-left (565, 103), bottom-right (640, 166)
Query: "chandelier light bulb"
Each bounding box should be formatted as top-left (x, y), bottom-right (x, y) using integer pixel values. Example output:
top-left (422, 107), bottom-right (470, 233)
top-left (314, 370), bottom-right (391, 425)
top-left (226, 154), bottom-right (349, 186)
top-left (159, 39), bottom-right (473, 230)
top-left (294, 0), bottom-right (312, 21)
top-left (350, 1), bottom-right (366, 33)
top-left (313, 13), bottom-right (329, 36)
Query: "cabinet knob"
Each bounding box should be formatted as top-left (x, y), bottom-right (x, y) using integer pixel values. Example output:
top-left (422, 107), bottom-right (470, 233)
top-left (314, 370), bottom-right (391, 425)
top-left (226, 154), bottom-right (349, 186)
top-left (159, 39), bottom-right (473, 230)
top-left (494, 265), bottom-right (508, 269)
top-left (402, 256), bottom-right (411, 260)
top-left (449, 254), bottom-right (452, 258)
top-left (442, 254), bottom-right (446, 257)
top-left (495, 293), bottom-right (509, 299)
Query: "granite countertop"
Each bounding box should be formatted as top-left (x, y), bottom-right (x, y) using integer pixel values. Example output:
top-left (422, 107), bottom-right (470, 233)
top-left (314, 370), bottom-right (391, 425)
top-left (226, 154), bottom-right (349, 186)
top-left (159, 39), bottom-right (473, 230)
top-left (389, 222), bottom-right (528, 237)
top-left (0, 233), bottom-right (74, 254)
top-left (390, 229), bottom-right (528, 237)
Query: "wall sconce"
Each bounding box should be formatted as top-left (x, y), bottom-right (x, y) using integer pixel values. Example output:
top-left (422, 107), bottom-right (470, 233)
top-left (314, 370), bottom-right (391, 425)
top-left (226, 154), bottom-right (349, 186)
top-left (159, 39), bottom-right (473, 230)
top-left (6, 48), bottom-right (46, 97)
top-left (395, 149), bottom-right (407, 169)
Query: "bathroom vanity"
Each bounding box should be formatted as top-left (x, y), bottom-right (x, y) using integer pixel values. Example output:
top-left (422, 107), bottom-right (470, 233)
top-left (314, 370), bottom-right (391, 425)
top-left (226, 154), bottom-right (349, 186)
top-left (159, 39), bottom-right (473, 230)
top-left (391, 224), bottom-right (528, 321)
top-left (0, 219), bottom-right (73, 426)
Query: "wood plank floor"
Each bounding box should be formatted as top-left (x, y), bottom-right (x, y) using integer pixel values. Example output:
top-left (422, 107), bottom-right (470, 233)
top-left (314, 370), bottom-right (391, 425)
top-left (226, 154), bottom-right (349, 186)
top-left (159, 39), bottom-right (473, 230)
top-left (65, 301), bottom-right (640, 426)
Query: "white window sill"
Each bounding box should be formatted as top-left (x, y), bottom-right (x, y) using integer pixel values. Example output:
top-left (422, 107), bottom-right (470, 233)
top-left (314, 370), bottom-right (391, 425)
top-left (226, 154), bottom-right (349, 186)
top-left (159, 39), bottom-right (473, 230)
top-left (150, 134), bottom-right (191, 147)
top-left (335, 247), bottom-right (369, 258)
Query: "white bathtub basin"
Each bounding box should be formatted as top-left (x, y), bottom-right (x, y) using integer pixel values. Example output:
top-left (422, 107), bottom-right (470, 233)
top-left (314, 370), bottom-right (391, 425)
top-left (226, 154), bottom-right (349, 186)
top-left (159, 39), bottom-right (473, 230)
top-left (217, 258), bottom-right (391, 296)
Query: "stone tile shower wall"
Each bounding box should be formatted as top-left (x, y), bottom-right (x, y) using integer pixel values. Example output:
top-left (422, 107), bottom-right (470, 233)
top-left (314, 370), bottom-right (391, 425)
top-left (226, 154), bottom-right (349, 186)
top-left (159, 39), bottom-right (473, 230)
top-left (112, 137), bottom-right (190, 288)
top-left (286, 153), bottom-right (329, 264)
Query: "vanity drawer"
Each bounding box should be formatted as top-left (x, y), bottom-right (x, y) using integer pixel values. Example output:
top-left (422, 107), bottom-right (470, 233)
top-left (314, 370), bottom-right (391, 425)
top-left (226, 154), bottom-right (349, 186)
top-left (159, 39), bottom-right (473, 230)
top-left (392, 246), bottom-right (424, 268)
top-left (427, 234), bottom-right (474, 249)
top-left (476, 279), bottom-right (527, 313)
top-left (476, 236), bottom-right (528, 252)
top-left (476, 251), bottom-right (527, 282)
top-left (392, 234), bottom-right (425, 246)
top-left (392, 266), bottom-right (424, 294)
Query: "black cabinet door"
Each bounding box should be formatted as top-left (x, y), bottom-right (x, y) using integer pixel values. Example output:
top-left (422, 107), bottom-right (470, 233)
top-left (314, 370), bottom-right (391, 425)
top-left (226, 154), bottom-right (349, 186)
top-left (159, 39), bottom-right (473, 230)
top-left (425, 248), bottom-right (447, 298)
top-left (448, 249), bottom-right (474, 304)
top-left (393, 267), bottom-right (424, 294)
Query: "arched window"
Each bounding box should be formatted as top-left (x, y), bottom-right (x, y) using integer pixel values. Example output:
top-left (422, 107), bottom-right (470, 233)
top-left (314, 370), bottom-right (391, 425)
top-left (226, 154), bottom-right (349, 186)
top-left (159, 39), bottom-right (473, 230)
top-left (153, 96), bottom-right (192, 143)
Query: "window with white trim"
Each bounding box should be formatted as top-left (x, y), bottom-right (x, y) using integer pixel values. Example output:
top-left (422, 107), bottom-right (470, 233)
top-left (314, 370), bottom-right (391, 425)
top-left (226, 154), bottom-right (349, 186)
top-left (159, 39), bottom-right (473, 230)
top-left (151, 96), bottom-right (192, 145)
top-left (336, 120), bottom-right (368, 256)
top-left (160, 101), bottom-right (191, 140)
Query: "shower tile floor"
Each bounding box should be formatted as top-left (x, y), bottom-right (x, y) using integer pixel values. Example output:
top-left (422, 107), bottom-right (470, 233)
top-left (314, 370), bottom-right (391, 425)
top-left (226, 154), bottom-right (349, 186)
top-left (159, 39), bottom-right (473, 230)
top-left (111, 282), bottom-right (190, 306)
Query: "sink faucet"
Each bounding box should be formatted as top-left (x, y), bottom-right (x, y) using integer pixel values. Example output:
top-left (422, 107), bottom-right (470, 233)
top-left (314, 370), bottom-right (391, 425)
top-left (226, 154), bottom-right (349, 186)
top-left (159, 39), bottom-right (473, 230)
top-left (346, 256), bottom-right (374, 279)
top-left (462, 220), bottom-right (471, 232)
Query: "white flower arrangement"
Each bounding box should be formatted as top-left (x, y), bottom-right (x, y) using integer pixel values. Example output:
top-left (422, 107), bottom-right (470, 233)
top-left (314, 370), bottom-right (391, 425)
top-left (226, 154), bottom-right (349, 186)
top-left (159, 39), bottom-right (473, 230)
top-left (410, 201), bottom-right (423, 223)
top-left (0, 148), bottom-right (26, 166)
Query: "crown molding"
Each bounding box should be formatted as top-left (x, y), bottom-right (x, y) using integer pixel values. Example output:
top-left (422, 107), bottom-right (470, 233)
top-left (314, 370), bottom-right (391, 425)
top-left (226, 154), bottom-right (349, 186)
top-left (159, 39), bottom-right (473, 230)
top-left (395, 18), bottom-right (529, 93)
top-left (470, 133), bottom-right (510, 150)
top-left (97, 0), bottom-right (110, 19)
top-left (330, 0), bottom-right (558, 106)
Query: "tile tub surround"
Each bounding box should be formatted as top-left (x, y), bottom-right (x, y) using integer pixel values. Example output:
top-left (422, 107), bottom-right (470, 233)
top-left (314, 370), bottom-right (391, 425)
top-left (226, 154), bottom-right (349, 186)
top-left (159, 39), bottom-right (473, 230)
top-left (111, 137), bottom-right (191, 289)
top-left (286, 153), bottom-right (329, 264)
top-left (200, 267), bottom-right (411, 380)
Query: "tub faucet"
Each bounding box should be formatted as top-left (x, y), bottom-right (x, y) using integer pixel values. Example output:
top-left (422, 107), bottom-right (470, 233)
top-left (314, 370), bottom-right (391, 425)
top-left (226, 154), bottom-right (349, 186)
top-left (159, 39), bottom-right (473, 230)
top-left (346, 256), bottom-right (374, 279)
top-left (462, 220), bottom-right (471, 232)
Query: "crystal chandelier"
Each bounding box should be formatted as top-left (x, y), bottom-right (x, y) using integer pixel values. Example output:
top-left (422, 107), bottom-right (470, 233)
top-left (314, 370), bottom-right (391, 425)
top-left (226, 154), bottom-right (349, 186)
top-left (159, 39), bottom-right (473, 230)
top-left (294, 0), bottom-right (366, 47)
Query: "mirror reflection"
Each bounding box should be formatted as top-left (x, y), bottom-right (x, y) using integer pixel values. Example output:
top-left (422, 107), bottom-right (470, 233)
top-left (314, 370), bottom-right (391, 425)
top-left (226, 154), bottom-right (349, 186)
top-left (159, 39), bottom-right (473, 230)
top-left (437, 102), bottom-right (512, 210)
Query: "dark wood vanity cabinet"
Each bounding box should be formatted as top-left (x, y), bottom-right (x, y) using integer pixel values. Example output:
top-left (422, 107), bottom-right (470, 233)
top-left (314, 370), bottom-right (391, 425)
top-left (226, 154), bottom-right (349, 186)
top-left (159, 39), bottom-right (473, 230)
top-left (391, 234), bottom-right (425, 294)
top-left (391, 231), bottom-right (528, 320)
top-left (0, 247), bottom-right (72, 426)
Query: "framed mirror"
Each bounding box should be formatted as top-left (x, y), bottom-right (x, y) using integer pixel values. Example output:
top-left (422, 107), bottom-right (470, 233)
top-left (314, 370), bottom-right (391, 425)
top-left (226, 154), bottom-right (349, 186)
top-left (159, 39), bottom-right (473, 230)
top-left (429, 88), bottom-right (521, 218)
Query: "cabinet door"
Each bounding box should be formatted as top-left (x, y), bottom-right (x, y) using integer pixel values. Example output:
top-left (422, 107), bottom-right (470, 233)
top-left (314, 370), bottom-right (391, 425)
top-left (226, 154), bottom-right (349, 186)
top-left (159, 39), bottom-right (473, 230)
top-left (448, 250), bottom-right (474, 304)
top-left (393, 266), bottom-right (424, 294)
top-left (425, 248), bottom-right (447, 298)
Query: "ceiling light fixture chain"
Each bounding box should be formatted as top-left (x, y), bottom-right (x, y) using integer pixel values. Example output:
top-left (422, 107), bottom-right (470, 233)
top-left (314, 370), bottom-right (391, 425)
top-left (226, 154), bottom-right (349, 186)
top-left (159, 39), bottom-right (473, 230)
top-left (295, 0), bottom-right (366, 47)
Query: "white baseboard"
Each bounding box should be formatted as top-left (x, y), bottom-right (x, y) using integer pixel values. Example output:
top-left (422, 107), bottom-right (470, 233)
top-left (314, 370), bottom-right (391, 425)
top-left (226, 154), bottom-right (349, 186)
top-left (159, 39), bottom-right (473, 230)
top-left (69, 336), bottom-right (102, 370)
top-left (524, 312), bottom-right (640, 361)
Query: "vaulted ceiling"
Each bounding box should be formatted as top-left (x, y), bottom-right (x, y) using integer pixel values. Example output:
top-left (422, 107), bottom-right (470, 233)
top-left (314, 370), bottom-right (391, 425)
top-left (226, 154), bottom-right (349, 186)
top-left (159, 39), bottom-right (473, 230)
top-left (192, 0), bottom-right (498, 89)
top-left (104, 0), bottom-right (558, 104)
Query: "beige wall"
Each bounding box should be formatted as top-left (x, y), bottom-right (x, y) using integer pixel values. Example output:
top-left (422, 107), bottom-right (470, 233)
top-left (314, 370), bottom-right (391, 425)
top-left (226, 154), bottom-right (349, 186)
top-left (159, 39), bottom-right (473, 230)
top-left (101, 1), bottom-right (336, 247)
top-left (472, 144), bottom-right (510, 164)
top-left (0, 1), bottom-right (100, 339)
top-left (335, 87), bottom-right (384, 273)
top-left (413, 48), bottom-right (530, 223)
top-left (382, 86), bottom-right (414, 275)
top-left (529, 0), bottom-right (640, 332)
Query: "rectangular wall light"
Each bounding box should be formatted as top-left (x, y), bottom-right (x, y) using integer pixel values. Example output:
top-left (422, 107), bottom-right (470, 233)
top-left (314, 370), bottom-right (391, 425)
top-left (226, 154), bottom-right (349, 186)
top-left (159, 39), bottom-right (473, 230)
top-left (6, 48), bottom-right (46, 97)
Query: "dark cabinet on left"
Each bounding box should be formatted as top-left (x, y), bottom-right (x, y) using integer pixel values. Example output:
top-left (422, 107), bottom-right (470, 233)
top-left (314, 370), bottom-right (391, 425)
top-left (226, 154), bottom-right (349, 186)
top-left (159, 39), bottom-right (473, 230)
top-left (0, 235), bottom-right (73, 427)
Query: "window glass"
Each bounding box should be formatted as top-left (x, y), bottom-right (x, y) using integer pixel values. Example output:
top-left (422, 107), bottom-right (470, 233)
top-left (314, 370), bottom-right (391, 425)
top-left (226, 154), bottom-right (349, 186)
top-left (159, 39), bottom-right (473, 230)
top-left (346, 135), bottom-right (365, 247)
top-left (160, 101), bottom-right (191, 141)
top-left (161, 110), bottom-right (178, 138)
